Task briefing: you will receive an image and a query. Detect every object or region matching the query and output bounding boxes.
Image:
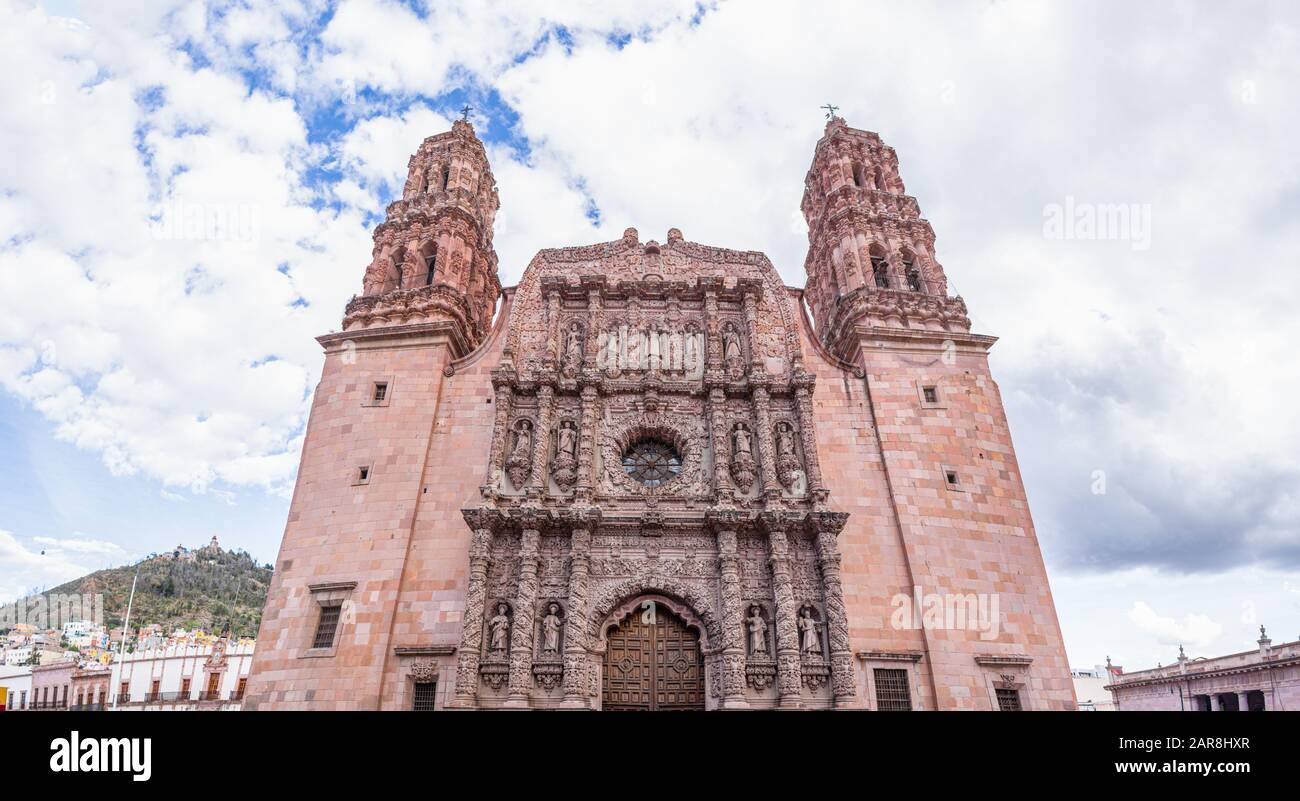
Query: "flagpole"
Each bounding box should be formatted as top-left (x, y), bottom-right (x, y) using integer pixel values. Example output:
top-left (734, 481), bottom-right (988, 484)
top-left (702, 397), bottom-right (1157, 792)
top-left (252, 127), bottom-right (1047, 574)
top-left (111, 565), bottom-right (140, 710)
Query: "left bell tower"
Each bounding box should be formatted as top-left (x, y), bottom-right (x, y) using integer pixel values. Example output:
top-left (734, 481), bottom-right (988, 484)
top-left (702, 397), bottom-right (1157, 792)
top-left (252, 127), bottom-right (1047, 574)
top-left (243, 120), bottom-right (502, 710)
top-left (355, 117), bottom-right (501, 352)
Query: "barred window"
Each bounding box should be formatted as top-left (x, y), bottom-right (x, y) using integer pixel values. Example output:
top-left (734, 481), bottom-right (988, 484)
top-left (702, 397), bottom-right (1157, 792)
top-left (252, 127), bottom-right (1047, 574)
top-left (413, 681), bottom-right (437, 711)
top-left (313, 603), bottom-right (342, 649)
top-left (996, 687), bottom-right (1022, 711)
top-left (873, 668), bottom-right (912, 711)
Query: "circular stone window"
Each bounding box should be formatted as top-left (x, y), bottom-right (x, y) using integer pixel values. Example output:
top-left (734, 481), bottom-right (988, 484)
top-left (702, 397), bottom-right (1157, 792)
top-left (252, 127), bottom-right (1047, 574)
top-left (621, 438), bottom-right (683, 488)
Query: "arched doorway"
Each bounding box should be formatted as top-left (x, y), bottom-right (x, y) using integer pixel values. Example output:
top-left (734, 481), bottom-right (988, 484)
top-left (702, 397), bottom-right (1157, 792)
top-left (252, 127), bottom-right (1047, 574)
top-left (602, 600), bottom-right (705, 710)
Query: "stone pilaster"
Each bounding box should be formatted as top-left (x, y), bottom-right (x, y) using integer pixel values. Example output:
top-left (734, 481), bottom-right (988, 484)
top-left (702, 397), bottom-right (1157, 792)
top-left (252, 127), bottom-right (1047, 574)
top-left (742, 287), bottom-right (761, 372)
top-left (752, 382), bottom-right (781, 499)
top-left (451, 520), bottom-right (493, 708)
top-left (766, 519), bottom-right (802, 708)
top-left (706, 383), bottom-right (730, 497)
top-left (813, 512), bottom-right (856, 707)
top-left (527, 384), bottom-right (554, 496)
top-left (792, 374), bottom-right (828, 504)
top-left (714, 523), bottom-right (749, 708)
top-left (561, 524), bottom-right (592, 708)
top-left (482, 372), bottom-right (514, 497)
top-left (544, 288), bottom-right (562, 362)
top-left (504, 527), bottom-right (540, 707)
top-left (576, 385), bottom-right (599, 502)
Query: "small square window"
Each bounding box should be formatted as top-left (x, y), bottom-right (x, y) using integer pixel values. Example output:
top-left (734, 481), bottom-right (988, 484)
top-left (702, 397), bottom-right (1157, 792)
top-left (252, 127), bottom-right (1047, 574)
top-left (353, 465), bottom-right (372, 485)
top-left (922, 386), bottom-right (938, 404)
top-left (363, 377), bottom-right (393, 407)
top-left (943, 469), bottom-right (963, 491)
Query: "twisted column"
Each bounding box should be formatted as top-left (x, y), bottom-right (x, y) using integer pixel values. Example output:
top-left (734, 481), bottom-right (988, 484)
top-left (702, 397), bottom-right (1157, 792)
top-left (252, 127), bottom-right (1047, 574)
top-left (766, 519), bottom-right (803, 708)
top-left (752, 383), bottom-right (781, 499)
top-left (504, 527), bottom-right (541, 707)
top-left (706, 384), bottom-right (730, 497)
top-left (577, 385), bottom-right (599, 501)
top-left (814, 513), bottom-right (857, 707)
top-left (561, 525), bottom-right (592, 707)
top-left (526, 384), bottom-right (554, 496)
top-left (714, 524), bottom-right (749, 708)
top-left (451, 522), bottom-right (493, 707)
top-left (792, 376), bottom-right (827, 504)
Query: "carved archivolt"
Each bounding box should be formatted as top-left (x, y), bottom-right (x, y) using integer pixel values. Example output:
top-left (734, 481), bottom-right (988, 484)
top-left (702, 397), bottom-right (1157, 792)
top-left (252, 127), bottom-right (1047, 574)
top-left (588, 579), bottom-right (720, 645)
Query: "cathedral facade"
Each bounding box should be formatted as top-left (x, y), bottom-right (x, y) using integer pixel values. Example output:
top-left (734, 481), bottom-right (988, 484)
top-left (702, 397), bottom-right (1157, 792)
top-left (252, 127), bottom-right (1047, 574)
top-left (243, 117), bottom-right (1074, 710)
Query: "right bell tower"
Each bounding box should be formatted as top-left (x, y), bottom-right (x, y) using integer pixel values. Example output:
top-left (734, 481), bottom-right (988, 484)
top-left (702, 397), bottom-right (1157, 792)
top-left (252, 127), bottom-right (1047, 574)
top-left (801, 115), bottom-right (971, 359)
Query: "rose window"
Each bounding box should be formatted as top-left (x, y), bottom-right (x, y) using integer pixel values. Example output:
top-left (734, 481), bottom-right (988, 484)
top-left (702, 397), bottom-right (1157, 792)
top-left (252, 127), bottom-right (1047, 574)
top-left (621, 439), bottom-right (682, 488)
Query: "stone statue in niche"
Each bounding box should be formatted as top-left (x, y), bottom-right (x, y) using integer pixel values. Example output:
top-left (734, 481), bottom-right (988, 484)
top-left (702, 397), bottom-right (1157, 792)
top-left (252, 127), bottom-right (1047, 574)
top-left (563, 322), bottom-right (584, 375)
top-left (774, 421), bottom-right (804, 491)
top-left (798, 607), bottom-right (821, 655)
top-left (722, 322), bottom-right (745, 375)
top-left (729, 422), bottom-right (758, 492)
top-left (746, 605), bottom-right (768, 655)
top-left (488, 603), bottom-right (511, 653)
top-left (540, 603), bottom-right (563, 653)
top-left (550, 420), bottom-right (579, 491)
top-left (504, 419), bottom-right (533, 488)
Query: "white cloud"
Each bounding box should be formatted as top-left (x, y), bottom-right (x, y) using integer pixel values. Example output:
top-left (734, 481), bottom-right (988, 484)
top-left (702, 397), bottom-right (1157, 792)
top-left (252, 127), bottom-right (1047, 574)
top-left (1127, 601), bottom-right (1222, 649)
top-left (0, 529), bottom-right (114, 601)
top-left (0, 1), bottom-right (1295, 593)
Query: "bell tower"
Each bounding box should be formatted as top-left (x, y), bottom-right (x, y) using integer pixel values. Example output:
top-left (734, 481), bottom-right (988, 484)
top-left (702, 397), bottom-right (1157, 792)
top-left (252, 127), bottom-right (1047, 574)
top-left (353, 117), bottom-right (501, 353)
top-left (801, 116), bottom-right (969, 360)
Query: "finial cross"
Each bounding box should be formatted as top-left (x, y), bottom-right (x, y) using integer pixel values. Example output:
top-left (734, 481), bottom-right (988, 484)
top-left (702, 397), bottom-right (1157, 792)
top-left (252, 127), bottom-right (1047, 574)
top-left (821, 102), bottom-right (839, 120)
top-left (460, 103), bottom-right (472, 121)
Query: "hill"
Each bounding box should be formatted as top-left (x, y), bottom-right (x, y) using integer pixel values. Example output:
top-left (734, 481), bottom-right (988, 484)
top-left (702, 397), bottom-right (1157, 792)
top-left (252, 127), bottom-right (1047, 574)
top-left (40, 541), bottom-right (273, 639)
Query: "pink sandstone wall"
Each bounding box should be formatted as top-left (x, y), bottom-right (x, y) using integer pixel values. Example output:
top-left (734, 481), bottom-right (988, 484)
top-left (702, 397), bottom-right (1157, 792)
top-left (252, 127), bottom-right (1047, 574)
top-left (244, 304), bottom-right (502, 709)
top-left (793, 293), bottom-right (1074, 710)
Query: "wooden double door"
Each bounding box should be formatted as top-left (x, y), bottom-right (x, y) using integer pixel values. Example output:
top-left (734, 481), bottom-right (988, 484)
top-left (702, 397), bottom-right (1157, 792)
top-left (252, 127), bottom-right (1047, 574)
top-left (602, 603), bottom-right (705, 710)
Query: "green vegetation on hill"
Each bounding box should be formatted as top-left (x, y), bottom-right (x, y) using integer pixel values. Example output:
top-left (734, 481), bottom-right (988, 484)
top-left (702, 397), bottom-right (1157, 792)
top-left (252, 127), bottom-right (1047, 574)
top-left (41, 545), bottom-right (273, 639)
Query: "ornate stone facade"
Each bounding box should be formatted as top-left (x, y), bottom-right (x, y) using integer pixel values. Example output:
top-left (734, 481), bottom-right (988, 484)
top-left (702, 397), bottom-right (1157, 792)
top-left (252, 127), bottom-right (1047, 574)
top-left (243, 117), bottom-right (1074, 711)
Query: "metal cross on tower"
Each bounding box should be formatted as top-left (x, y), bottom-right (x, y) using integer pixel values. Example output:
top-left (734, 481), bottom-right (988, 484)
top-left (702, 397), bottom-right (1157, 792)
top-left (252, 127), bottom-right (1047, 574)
top-left (821, 103), bottom-right (839, 120)
top-left (461, 103), bottom-right (472, 121)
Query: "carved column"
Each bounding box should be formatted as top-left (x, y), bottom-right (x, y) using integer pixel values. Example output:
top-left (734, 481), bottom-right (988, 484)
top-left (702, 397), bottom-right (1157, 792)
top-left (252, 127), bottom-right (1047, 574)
top-left (706, 383), bottom-right (730, 497)
top-left (561, 524), bottom-right (592, 708)
top-left (504, 526), bottom-right (541, 707)
top-left (814, 513), bottom-right (857, 707)
top-left (752, 382), bottom-right (781, 499)
top-left (544, 288), bottom-right (562, 362)
top-left (702, 281), bottom-right (722, 369)
top-left (527, 384), bottom-right (554, 496)
top-left (792, 376), bottom-right (827, 503)
top-left (714, 525), bottom-right (749, 708)
top-left (482, 372), bottom-right (514, 497)
top-left (451, 520), bottom-right (493, 708)
top-left (742, 287), bottom-right (761, 372)
top-left (576, 384), bottom-right (599, 501)
top-left (766, 520), bottom-right (803, 707)
top-left (583, 282), bottom-right (603, 365)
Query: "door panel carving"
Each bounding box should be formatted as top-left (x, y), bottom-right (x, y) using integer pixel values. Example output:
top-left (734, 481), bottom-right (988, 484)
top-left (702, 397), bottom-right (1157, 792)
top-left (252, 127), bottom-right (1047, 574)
top-left (602, 603), bottom-right (705, 710)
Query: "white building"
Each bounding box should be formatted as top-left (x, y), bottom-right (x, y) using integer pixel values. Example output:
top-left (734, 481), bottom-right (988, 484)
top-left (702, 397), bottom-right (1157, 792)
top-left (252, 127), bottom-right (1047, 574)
top-left (112, 639), bottom-right (255, 711)
top-left (0, 665), bottom-right (32, 710)
top-left (1072, 664), bottom-right (1119, 711)
top-left (3, 645), bottom-right (33, 667)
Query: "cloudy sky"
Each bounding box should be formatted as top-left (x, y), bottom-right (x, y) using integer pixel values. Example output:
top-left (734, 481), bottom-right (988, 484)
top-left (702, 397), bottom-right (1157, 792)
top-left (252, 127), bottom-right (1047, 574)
top-left (1, 0), bottom-right (1296, 670)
